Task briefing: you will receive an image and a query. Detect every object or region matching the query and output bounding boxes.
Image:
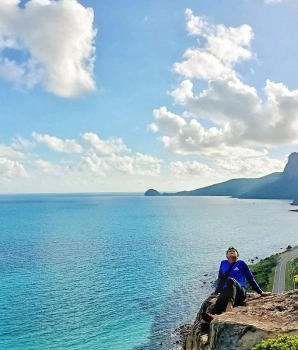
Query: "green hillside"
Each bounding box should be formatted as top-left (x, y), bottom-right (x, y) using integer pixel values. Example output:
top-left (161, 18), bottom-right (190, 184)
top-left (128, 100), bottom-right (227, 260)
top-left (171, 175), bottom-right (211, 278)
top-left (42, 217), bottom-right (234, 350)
top-left (161, 172), bottom-right (281, 197)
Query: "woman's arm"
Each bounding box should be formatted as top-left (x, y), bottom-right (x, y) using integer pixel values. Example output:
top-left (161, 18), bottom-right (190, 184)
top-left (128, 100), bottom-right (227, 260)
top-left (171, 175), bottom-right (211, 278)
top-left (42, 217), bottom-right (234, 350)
top-left (243, 261), bottom-right (263, 294)
top-left (214, 261), bottom-right (223, 294)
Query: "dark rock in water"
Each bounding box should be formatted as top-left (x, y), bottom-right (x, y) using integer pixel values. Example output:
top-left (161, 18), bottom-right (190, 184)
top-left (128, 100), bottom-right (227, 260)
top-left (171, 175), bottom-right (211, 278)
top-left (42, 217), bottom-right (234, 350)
top-left (144, 189), bottom-right (161, 196)
top-left (174, 323), bottom-right (192, 348)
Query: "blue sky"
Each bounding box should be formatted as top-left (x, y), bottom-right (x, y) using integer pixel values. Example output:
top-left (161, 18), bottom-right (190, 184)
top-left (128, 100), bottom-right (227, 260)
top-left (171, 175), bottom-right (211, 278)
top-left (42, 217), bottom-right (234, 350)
top-left (0, 0), bottom-right (297, 193)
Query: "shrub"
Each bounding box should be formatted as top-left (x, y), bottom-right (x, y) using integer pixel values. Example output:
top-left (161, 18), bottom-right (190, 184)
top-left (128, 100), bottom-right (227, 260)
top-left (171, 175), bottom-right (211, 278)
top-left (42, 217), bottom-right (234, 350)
top-left (247, 255), bottom-right (278, 292)
top-left (251, 334), bottom-right (298, 350)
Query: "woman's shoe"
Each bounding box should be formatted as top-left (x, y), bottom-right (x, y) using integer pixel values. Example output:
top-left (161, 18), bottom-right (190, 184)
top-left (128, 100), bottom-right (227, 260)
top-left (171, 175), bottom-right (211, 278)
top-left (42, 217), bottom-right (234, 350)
top-left (201, 312), bottom-right (215, 323)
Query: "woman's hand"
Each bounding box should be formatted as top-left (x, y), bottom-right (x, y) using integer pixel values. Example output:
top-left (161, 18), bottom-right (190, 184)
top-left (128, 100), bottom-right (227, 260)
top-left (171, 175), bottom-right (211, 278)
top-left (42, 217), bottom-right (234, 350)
top-left (261, 292), bottom-right (271, 297)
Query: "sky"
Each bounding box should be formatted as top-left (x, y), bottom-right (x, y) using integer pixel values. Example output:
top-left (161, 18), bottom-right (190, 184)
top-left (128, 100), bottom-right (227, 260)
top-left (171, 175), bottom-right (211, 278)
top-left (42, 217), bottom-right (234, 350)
top-left (1, 0), bottom-right (298, 193)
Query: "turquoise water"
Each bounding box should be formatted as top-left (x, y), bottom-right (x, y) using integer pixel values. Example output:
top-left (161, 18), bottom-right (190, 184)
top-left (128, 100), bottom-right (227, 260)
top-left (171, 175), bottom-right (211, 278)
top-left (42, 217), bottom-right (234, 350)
top-left (1, 194), bottom-right (298, 350)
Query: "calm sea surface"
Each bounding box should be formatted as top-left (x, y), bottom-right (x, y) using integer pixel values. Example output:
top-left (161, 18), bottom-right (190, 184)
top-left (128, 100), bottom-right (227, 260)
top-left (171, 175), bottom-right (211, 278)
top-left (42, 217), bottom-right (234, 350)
top-left (1, 194), bottom-right (298, 350)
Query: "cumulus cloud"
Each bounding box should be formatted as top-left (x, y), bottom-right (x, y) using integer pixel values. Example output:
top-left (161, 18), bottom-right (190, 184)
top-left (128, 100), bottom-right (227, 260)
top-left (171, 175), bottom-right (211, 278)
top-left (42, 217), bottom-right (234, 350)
top-left (80, 152), bottom-right (161, 177)
top-left (35, 159), bottom-right (72, 176)
top-left (151, 70), bottom-right (298, 157)
top-left (135, 164), bottom-right (161, 176)
top-left (0, 0), bottom-right (97, 97)
top-left (215, 155), bottom-right (285, 178)
top-left (170, 160), bottom-right (214, 177)
top-left (173, 9), bottom-right (254, 80)
top-left (147, 123), bottom-right (159, 133)
top-left (11, 136), bottom-right (34, 150)
top-left (168, 80), bottom-right (194, 104)
top-left (0, 157), bottom-right (26, 183)
top-left (0, 144), bottom-right (26, 159)
top-left (81, 153), bottom-right (110, 177)
top-left (32, 132), bottom-right (83, 153)
top-left (82, 132), bottom-right (130, 155)
top-left (135, 152), bottom-right (163, 164)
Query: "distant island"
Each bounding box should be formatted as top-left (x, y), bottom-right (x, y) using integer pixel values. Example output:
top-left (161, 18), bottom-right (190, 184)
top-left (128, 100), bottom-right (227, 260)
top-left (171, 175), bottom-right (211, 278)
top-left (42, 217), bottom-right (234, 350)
top-left (145, 152), bottom-right (298, 200)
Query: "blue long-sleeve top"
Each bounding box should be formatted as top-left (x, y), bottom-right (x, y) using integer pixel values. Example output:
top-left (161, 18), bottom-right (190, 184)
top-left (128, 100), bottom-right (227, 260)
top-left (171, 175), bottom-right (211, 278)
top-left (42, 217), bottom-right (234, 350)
top-left (215, 259), bottom-right (263, 294)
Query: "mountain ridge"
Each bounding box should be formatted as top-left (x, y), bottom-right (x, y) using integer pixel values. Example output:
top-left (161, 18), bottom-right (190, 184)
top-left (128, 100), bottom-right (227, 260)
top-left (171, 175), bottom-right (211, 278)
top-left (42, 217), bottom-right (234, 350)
top-left (145, 152), bottom-right (298, 200)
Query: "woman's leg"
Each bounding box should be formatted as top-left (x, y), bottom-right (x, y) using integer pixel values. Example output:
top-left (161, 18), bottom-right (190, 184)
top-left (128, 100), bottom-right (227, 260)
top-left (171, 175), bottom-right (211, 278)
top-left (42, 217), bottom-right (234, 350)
top-left (225, 278), bottom-right (246, 310)
top-left (212, 278), bottom-right (246, 314)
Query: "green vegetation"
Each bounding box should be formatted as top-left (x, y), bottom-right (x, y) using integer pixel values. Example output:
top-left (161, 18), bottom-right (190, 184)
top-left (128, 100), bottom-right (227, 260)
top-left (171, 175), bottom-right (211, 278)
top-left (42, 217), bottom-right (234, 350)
top-left (247, 254), bottom-right (279, 292)
top-left (157, 172), bottom-right (281, 197)
top-left (285, 257), bottom-right (298, 291)
top-left (251, 334), bottom-right (298, 350)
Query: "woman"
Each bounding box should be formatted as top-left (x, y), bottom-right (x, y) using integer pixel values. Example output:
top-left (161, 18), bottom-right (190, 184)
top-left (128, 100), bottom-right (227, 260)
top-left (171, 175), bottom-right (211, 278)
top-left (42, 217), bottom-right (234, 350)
top-left (203, 246), bottom-right (270, 322)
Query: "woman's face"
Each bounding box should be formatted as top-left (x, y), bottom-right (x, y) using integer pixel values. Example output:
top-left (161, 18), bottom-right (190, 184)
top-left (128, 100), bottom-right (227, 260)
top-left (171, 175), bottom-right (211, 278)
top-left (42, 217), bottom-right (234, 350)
top-left (226, 248), bottom-right (238, 261)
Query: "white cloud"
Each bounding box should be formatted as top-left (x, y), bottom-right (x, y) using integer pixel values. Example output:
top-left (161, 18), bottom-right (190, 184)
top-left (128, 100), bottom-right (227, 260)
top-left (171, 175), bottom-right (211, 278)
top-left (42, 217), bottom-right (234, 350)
top-left (170, 160), bottom-right (214, 177)
top-left (0, 58), bottom-right (24, 82)
top-left (0, 0), bottom-right (96, 97)
top-left (135, 152), bottom-right (163, 164)
top-left (153, 107), bottom-right (187, 133)
top-left (11, 136), bottom-right (34, 150)
top-left (80, 153), bottom-right (110, 177)
top-left (0, 144), bottom-right (26, 159)
top-left (0, 157), bottom-right (26, 183)
top-left (173, 9), bottom-right (254, 80)
top-left (215, 155), bottom-right (285, 177)
top-left (147, 123), bottom-right (159, 132)
top-left (155, 74), bottom-right (298, 156)
top-left (32, 132), bottom-right (83, 153)
top-left (151, 107), bottom-right (224, 154)
top-left (265, 0), bottom-right (284, 3)
top-left (35, 159), bottom-right (69, 176)
top-left (107, 154), bottom-right (136, 175)
top-left (82, 132), bottom-right (130, 155)
top-left (168, 80), bottom-right (194, 104)
top-left (173, 49), bottom-right (233, 80)
top-left (81, 151), bottom-right (162, 177)
top-left (135, 164), bottom-right (161, 176)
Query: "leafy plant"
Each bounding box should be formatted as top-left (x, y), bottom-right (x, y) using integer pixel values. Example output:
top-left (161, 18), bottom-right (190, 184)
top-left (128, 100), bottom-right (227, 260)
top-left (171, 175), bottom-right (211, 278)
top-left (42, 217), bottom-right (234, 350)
top-left (247, 255), bottom-right (279, 292)
top-left (251, 334), bottom-right (298, 350)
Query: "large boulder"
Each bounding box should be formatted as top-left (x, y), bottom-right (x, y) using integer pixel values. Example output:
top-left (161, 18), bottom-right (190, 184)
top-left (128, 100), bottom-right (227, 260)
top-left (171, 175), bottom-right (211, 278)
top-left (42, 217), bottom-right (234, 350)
top-left (185, 290), bottom-right (298, 350)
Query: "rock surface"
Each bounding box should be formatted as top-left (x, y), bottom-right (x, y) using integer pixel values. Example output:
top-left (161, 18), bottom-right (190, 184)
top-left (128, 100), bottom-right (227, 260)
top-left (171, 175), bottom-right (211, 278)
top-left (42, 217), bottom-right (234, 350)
top-left (184, 290), bottom-right (298, 350)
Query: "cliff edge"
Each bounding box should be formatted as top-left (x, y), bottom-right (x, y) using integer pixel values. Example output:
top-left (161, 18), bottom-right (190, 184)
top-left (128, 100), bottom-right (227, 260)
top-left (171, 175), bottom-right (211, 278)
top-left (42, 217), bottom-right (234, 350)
top-left (185, 290), bottom-right (298, 350)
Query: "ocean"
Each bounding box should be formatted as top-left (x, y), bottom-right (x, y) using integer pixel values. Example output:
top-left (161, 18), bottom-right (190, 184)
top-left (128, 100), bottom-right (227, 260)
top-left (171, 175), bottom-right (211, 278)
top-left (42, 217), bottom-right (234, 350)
top-left (1, 194), bottom-right (298, 350)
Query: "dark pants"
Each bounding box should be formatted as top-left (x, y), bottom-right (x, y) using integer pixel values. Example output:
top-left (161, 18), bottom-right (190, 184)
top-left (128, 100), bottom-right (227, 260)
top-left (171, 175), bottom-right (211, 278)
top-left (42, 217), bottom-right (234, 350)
top-left (212, 278), bottom-right (246, 315)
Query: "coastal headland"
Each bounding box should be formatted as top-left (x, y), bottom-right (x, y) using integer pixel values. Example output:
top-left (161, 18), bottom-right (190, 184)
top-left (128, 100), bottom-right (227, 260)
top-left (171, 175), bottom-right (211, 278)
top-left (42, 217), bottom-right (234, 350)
top-left (145, 152), bottom-right (298, 202)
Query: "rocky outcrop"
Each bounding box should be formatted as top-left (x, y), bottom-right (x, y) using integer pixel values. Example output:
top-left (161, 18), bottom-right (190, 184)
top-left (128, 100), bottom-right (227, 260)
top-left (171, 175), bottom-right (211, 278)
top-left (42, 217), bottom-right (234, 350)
top-left (185, 291), bottom-right (298, 350)
top-left (282, 152), bottom-right (298, 181)
top-left (144, 189), bottom-right (161, 196)
top-left (239, 152), bottom-right (298, 199)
